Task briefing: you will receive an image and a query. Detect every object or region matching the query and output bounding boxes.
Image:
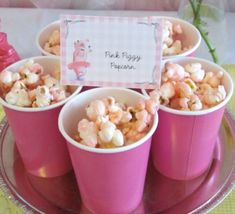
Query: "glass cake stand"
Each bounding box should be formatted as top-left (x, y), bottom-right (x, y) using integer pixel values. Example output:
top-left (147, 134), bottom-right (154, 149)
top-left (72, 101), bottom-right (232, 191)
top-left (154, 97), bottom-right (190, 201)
top-left (0, 110), bottom-right (235, 214)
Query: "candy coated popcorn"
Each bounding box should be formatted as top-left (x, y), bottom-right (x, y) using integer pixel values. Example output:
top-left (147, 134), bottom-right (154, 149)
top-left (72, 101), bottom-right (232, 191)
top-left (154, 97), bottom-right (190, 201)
top-left (86, 100), bottom-right (106, 121)
top-left (0, 60), bottom-right (71, 107)
top-left (163, 20), bottom-right (190, 56)
top-left (43, 30), bottom-right (60, 56)
top-left (185, 63), bottom-right (205, 82)
top-left (77, 119), bottom-right (98, 147)
top-left (75, 95), bottom-right (159, 148)
top-left (42, 20), bottom-right (190, 57)
top-left (155, 62), bottom-right (227, 111)
top-left (98, 121), bottom-right (116, 143)
top-left (112, 130), bottom-right (124, 146)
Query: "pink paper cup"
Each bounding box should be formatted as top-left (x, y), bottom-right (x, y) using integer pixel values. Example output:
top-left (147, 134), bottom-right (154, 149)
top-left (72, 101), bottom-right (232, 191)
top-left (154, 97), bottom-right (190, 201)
top-left (143, 57), bottom-right (233, 180)
top-left (58, 87), bottom-right (158, 214)
top-left (161, 16), bottom-right (201, 59)
top-left (0, 56), bottom-right (82, 178)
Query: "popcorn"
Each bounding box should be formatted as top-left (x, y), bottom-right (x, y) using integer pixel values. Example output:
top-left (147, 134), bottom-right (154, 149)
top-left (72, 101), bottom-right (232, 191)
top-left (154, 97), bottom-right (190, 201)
top-left (160, 82), bottom-right (175, 101)
top-left (43, 30), bottom-right (60, 56)
top-left (98, 121), bottom-right (116, 143)
top-left (50, 87), bottom-right (67, 102)
top-left (185, 63), bottom-right (205, 82)
top-left (43, 75), bottom-right (58, 87)
top-left (163, 20), bottom-right (190, 56)
top-left (111, 130), bottom-right (124, 147)
top-left (16, 89), bottom-right (32, 107)
top-left (42, 20), bottom-right (190, 57)
top-left (0, 70), bottom-right (15, 86)
top-left (48, 30), bottom-right (60, 46)
top-left (75, 95), bottom-right (159, 149)
top-left (77, 119), bottom-right (98, 148)
top-left (0, 60), bottom-right (71, 107)
top-left (163, 40), bottom-right (182, 56)
top-left (153, 62), bottom-right (227, 111)
top-left (24, 72), bottom-right (40, 85)
top-left (5, 91), bottom-right (19, 105)
top-left (86, 100), bottom-right (106, 121)
top-left (34, 86), bottom-right (52, 107)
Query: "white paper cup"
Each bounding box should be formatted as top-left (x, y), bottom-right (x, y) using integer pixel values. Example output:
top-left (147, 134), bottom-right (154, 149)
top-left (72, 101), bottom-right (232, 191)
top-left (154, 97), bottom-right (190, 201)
top-left (161, 16), bottom-right (201, 59)
top-left (36, 20), bottom-right (60, 57)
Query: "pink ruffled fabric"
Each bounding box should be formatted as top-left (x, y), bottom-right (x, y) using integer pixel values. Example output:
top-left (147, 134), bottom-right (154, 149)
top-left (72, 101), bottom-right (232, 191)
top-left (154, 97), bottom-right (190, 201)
top-left (0, 0), bottom-right (234, 11)
top-left (0, 0), bottom-right (34, 7)
top-left (0, 0), bottom-right (179, 10)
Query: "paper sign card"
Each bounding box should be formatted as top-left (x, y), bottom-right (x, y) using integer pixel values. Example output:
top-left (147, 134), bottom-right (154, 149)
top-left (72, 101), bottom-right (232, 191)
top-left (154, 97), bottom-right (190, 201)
top-left (60, 15), bottom-right (163, 89)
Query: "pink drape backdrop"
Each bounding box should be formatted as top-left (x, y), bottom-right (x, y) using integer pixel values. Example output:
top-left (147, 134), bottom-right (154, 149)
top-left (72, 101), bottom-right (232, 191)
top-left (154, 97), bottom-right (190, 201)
top-left (0, 0), bottom-right (234, 11)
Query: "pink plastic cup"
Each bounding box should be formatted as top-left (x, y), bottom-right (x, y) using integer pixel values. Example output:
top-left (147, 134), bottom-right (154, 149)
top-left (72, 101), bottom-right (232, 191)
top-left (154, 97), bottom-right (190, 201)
top-left (143, 57), bottom-right (233, 180)
top-left (161, 16), bottom-right (201, 59)
top-left (0, 56), bottom-right (82, 178)
top-left (58, 87), bottom-right (158, 214)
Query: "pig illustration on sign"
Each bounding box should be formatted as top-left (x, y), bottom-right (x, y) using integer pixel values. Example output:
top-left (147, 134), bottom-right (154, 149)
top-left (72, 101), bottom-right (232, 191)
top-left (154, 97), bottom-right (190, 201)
top-left (68, 39), bottom-right (91, 80)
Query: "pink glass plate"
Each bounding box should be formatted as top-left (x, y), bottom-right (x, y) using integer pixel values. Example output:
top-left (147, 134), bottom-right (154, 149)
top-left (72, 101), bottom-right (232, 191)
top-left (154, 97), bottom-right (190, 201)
top-left (0, 110), bottom-right (235, 214)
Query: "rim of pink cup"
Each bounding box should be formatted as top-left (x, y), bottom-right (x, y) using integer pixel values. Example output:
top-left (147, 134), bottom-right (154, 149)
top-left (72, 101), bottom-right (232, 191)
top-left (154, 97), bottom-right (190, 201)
top-left (142, 57), bottom-right (234, 116)
top-left (36, 20), bottom-right (60, 57)
top-left (160, 16), bottom-right (201, 59)
top-left (35, 16), bottom-right (201, 58)
top-left (58, 87), bottom-right (159, 154)
top-left (0, 56), bottom-right (82, 112)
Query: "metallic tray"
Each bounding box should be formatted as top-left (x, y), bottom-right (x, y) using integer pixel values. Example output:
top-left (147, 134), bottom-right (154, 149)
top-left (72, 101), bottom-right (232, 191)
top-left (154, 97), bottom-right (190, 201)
top-left (0, 110), bottom-right (235, 214)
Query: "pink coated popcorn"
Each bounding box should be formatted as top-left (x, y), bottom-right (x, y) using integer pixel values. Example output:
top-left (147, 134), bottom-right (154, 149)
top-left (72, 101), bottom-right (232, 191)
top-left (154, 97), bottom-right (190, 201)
top-left (50, 87), bottom-right (67, 102)
top-left (42, 20), bottom-right (190, 57)
top-left (111, 129), bottom-right (124, 146)
top-left (162, 20), bottom-right (190, 56)
top-left (160, 82), bottom-right (175, 104)
top-left (86, 100), bottom-right (106, 121)
top-left (152, 62), bottom-right (227, 111)
top-left (98, 121), bottom-right (116, 143)
top-left (0, 70), bottom-right (20, 88)
top-left (5, 88), bottom-right (31, 107)
top-left (0, 60), bottom-right (71, 108)
top-left (145, 99), bottom-right (158, 115)
top-left (120, 111), bottom-right (132, 123)
top-left (44, 30), bottom-right (60, 56)
top-left (185, 63), bottom-right (205, 82)
top-left (33, 86), bottom-right (52, 107)
top-left (75, 95), bottom-right (159, 149)
top-left (77, 119), bottom-right (98, 148)
top-left (162, 62), bottom-right (187, 81)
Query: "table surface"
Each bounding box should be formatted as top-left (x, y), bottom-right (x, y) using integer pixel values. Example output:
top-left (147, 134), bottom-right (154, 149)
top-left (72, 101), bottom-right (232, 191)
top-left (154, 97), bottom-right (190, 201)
top-left (0, 7), bottom-right (235, 214)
